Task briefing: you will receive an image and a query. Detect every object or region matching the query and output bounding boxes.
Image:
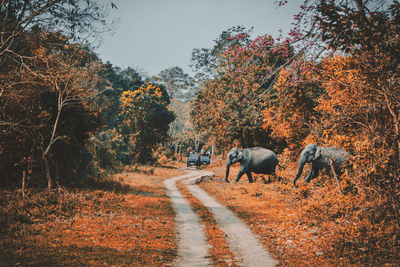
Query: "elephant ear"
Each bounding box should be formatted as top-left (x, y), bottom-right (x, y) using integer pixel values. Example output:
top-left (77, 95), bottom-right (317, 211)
top-left (314, 147), bottom-right (322, 160)
top-left (230, 147), bottom-right (238, 155)
top-left (228, 148), bottom-right (237, 158)
top-left (237, 150), bottom-right (243, 161)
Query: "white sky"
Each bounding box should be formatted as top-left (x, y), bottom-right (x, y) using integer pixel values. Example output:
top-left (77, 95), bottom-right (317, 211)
top-left (96, 0), bottom-right (300, 76)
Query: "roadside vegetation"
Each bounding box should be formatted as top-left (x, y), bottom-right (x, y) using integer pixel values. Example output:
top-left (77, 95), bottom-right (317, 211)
top-left (199, 158), bottom-right (399, 265)
top-left (0, 166), bottom-right (184, 265)
top-left (0, 0), bottom-right (399, 265)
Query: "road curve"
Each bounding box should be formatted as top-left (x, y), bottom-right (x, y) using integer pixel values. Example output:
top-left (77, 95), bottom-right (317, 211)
top-left (164, 169), bottom-right (277, 267)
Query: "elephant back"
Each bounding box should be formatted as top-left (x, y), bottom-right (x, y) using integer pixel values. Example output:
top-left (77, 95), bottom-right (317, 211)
top-left (247, 147), bottom-right (278, 168)
top-left (325, 147), bottom-right (350, 165)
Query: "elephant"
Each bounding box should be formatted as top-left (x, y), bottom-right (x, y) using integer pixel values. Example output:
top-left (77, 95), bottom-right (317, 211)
top-left (293, 143), bottom-right (350, 185)
top-left (225, 147), bottom-right (282, 183)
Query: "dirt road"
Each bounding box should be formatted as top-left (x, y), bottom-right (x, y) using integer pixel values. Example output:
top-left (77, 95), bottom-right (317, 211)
top-left (163, 172), bottom-right (212, 266)
top-left (164, 169), bottom-right (277, 266)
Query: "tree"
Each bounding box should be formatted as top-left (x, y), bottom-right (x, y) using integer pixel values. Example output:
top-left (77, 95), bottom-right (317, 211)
top-left (262, 62), bottom-right (323, 151)
top-left (119, 84), bottom-right (175, 164)
top-left (35, 35), bottom-right (102, 189)
top-left (316, 0), bottom-right (400, 155)
top-left (169, 101), bottom-right (194, 156)
top-left (0, 0), bottom-right (113, 60)
top-left (0, 0), bottom-right (114, 188)
top-left (192, 33), bottom-right (293, 149)
top-left (190, 25), bottom-right (252, 81)
top-left (96, 63), bottom-right (144, 129)
top-left (0, 29), bottom-right (102, 189)
top-left (303, 0), bottom-right (400, 206)
top-left (152, 66), bottom-right (196, 156)
top-left (317, 53), bottom-right (399, 207)
top-left (154, 66), bottom-right (194, 101)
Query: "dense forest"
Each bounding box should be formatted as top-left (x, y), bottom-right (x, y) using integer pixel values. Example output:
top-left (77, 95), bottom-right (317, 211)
top-left (0, 0), bottom-right (399, 264)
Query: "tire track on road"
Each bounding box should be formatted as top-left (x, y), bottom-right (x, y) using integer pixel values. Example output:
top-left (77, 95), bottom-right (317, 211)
top-left (163, 172), bottom-right (211, 266)
top-left (164, 169), bottom-right (277, 266)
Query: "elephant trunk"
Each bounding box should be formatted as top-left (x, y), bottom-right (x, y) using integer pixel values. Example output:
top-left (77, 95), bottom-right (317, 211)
top-left (293, 158), bottom-right (306, 185)
top-left (225, 160), bottom-right (231, 183)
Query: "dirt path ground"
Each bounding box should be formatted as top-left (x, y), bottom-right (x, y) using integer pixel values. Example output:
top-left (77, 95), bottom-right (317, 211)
top-left (163, 172), bottom-right (212, 266)
top-left (164, 169), bottom-right (277, 266)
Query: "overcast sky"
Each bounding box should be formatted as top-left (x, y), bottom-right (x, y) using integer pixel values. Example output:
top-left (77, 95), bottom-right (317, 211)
top-left (96, 0), bottom-right (300, 77)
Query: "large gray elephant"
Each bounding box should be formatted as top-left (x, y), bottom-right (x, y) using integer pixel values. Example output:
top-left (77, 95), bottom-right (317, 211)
top-left (225, 147), bottom-right (281, 183)
top-left (293, 143), bottom-right (350, 185)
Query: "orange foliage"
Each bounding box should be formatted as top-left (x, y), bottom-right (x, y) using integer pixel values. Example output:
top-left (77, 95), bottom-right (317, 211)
top-left (192, 35), bottom-right (292, 148)
top-left (0, 29), bottom-right (103, 188)
top-left (262, 63), bottom-right (322, 151)
top-left (317, 55), bottom-right (399, 200)
top-left (118, 83), bottom-right (174, 164)
top-left (193, 3), bottom-right (400, 264)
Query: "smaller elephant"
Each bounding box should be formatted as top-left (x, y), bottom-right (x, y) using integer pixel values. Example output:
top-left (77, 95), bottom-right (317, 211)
top-left (225, 147), bottom-right (282, 183)
top-left (293, 143), bottom-right (350, 185)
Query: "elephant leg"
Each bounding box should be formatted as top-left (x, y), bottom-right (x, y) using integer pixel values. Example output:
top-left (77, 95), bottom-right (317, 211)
top-left (271, 165), bottom-right (277, 175)
top-left (304, 169), bottom-right (313, 182)
top-left (246, 172), bottom-right (254, 183)
top-left (305, 168), bottom-right (319, 183)
top-left (234, 171), bottom-right (245, 183)
top-left (269, 166), bottom-right (279, 182)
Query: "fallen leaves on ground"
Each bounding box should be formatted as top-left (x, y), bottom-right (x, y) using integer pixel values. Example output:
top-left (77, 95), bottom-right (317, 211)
top-left (200, 158), bottom-right (400, 266)
top-left (0, 166), bottom-right (185, 266)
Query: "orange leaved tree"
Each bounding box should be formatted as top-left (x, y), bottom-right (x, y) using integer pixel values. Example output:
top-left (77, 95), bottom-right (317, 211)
top-left (119, 84), bottom-right (175, 164)
top-left (192, 34), bottom-right (294, 149)
top-left (262, 62), bottom-right (323, 152)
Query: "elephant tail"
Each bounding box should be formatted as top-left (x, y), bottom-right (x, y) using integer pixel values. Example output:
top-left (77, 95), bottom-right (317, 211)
top-left (277, 162), bottom-right (286, 170)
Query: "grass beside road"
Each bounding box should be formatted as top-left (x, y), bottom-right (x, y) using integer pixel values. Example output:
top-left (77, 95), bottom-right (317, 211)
top-left (0, 165), bottom-right (185, 266)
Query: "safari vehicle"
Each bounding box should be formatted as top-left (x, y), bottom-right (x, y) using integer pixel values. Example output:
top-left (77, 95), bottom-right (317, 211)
top-left (200, 153), bottom-right (210, 165)
top-left (187, 152), bottom-right (200, 167)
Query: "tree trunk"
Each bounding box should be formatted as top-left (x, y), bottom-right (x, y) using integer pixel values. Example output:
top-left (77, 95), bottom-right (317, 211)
top-left (42, 95), bottom-right (63, 191)
top-left (383, 88), bottom-right (400, 160)
top-left (42, 155), bottom-right (52, 190)
top-left (21, 171), bottom-right (26, 199)
top-left (179, 143), bottom-right (183, 160)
